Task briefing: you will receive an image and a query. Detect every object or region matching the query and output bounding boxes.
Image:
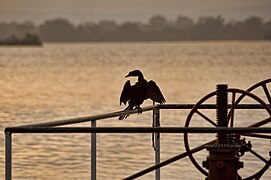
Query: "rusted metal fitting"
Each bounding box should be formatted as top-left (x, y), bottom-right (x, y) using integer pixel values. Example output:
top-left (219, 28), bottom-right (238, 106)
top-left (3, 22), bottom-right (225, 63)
top-left (215, 160), bottom-right (225, 170)
top-left (237, 161), bottom-right (244, 169)
top-left (202, 160), bottom-right (208, 169)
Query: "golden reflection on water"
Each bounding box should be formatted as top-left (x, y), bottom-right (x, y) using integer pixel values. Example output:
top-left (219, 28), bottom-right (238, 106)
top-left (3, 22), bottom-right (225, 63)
top-left (0, 41), bottom-right (271, 179)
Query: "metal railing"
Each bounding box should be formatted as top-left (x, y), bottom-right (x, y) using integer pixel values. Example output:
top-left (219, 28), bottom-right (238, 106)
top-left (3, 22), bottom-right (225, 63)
top-left (4, 104), bottom-right (271, 180)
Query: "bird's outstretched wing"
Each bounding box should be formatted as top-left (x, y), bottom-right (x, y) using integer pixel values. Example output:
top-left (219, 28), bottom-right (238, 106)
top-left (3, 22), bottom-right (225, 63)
top-left (120, 80), bottom-right (132, 105)
top-left (147, 80), bottom-right (166, 104)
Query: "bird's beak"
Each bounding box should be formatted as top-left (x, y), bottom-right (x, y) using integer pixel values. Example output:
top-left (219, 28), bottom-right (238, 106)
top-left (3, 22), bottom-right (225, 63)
top-left (125, 73), bottom-right (130, 78)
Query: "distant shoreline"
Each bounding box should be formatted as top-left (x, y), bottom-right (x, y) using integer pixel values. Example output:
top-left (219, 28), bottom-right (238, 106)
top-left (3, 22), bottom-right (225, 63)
top-left (0, 33), bottom-right (42, 46)
top-left (1, 15), bottom-right (271, 43)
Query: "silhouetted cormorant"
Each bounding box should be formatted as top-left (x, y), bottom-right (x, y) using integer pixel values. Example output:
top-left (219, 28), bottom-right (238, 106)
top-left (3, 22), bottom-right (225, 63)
top-left (119, 70), bottom-right (166, 120)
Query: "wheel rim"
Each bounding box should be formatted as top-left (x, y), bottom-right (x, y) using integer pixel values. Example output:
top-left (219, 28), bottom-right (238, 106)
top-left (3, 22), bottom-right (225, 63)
top-left (184, 88), bottom-right (271, 179)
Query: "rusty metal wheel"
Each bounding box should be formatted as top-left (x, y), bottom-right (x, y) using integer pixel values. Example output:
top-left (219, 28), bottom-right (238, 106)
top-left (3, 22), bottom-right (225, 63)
top-left (246, 78), bottom-right (271, 105)
top-left (183, 88), bottom-right (271, 179)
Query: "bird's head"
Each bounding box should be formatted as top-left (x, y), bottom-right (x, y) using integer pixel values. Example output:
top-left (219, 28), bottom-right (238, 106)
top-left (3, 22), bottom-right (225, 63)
top-left (125, 70), bottom-right (143, 78)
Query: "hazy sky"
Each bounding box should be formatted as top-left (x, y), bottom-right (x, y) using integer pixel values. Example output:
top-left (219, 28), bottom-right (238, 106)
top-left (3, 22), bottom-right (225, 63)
top-left (1, 0), bottom-right (271, 24)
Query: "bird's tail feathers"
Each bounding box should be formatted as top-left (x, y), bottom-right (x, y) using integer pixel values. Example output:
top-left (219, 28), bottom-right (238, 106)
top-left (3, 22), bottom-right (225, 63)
top-left (119, 106), bottom-right (133, 120)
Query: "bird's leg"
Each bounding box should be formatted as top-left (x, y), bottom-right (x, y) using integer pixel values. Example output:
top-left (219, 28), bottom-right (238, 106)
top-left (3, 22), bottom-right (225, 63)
top-left (137, 106), bottom-right (142, 114)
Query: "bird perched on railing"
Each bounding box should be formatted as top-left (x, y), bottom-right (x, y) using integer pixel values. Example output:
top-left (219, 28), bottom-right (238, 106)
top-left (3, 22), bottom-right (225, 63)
top-left (119, 70), bottom-right (166, 120)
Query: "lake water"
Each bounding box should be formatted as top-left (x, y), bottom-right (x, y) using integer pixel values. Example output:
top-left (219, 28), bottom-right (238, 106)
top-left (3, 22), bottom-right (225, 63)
top-left (0, 41), bottom-right (271, 179)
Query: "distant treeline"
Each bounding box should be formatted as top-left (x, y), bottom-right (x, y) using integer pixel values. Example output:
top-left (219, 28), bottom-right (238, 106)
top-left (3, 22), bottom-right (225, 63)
top-left (1, 15), bottom-right (271, 42)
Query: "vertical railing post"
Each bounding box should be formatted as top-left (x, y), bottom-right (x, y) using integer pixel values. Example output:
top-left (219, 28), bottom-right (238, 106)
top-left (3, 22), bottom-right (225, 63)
top-left (91, 120), bottom-right (97, 180)
top-left (153, 107), bottom-right (160, 180)
top-left (5, 132), bottom-right (12, 180)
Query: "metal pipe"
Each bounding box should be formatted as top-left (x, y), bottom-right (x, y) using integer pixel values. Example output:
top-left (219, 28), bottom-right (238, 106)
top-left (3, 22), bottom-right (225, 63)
top-left (5, 132), bottom-right (12, 180)
top-left (157, 104), bottom-right (270, 110)
top-left (7, 104), bottom-right (269, 129)
top-left (9, 105), bottom-right (159, 128)
top-left (153, 108), bottom-right (160, 180)
top-left (91, 120), bottom-right (97, 180)
top-left (5, 127), bottom-right (271, 134)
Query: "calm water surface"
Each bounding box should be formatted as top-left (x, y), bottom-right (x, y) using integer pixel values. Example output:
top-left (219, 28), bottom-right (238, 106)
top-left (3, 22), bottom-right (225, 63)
top-left (0, 41), bottom-right (271, 179)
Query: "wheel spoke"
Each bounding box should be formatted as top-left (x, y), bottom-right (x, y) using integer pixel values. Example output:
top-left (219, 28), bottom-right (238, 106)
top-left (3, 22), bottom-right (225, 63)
top-left (242, 133), bottom-right (271, 139)
top-left (249, 117), bottom-right (271, 127)
top-left (195, 110), bottom-right (217, 127)
top-left (262, 84), bottom-right (271, 105)
top-left (228, 92), bottom-right (236, 127)
top-left (249, 149), bottom-right (268, 163)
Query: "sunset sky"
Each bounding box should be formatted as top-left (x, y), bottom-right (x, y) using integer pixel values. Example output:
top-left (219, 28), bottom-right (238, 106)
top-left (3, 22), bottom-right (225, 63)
top-left (1, 0), bottom-right (271, 24)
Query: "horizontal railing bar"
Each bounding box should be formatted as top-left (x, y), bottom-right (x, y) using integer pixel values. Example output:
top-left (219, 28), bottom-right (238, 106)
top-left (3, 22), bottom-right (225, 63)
top-left (10, 105), bottom-right (159, 128)
top-left (7, 104), bottom-right (269, 129)
top-left (158, 104), bottom-right (270, 109)
top-left (5, 127), bottom-right (271, 134)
